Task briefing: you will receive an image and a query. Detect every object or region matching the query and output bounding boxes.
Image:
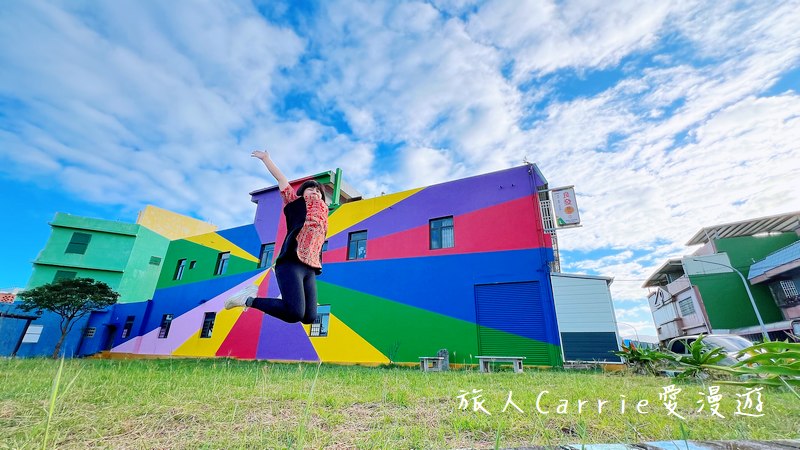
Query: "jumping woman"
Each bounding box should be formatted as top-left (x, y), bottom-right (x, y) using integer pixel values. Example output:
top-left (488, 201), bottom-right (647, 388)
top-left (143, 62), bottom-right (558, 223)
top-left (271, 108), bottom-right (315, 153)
top-left (224, 150), bottom-right (328, 325)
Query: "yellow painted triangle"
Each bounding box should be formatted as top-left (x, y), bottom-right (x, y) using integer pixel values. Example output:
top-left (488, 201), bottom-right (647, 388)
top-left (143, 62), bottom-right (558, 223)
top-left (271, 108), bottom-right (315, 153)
top-left (327, 187), bottom-right (424, 238)
top-left (185, 233), bottom-right (259, 263)
top-left (172, 307), bottom-right (243, 357)
top-left (302, 313), bottom-right (389, 364)
top-left (255, 269), bottom-right (271, 284)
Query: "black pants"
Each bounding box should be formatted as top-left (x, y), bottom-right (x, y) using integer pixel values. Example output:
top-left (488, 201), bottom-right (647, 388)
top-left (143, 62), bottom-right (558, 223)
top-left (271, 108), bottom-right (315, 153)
top-left (249, 260), bottom-right (318, 324)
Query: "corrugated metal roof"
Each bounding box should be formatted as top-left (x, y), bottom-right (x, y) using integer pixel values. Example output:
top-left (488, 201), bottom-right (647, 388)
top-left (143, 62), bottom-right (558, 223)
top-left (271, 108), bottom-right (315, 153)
top-left (748, 240), bottom-right (800, 281)
top-left (642, 258), bottom-right (684, 288)
top-left (686, 211), bottom-right (800, 246)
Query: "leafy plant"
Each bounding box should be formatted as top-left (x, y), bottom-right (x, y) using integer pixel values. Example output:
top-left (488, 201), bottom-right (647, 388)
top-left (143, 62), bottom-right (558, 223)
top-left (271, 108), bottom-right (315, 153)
top-left (721, 340), bottom-right (800, 398)
top-left (660, 335), bottom-right (729, 379)
top-left (612, 342), bottom-right (666, 375)
top-left (660, 336), bottom-right (800, 399)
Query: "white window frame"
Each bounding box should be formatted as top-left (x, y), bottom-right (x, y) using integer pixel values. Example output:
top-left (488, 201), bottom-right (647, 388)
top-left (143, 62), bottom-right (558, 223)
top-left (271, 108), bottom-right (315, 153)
top-left (22, 325), bottom-right (44, 343)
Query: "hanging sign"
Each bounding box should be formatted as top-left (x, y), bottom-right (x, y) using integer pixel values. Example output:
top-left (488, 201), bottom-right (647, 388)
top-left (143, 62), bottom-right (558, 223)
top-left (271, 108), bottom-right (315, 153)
top-left (552, 186), bottom-right (581, 227)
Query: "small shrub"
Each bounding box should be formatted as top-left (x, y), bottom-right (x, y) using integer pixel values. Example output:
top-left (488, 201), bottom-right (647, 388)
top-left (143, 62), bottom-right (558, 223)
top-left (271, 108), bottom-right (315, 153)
top-left (612, 343), bottom-right (667, 376)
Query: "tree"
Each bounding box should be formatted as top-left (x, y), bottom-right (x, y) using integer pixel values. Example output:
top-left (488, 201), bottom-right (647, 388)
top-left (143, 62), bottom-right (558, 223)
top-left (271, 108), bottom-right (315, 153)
top-left (17, 277), bottom-right (119, 358)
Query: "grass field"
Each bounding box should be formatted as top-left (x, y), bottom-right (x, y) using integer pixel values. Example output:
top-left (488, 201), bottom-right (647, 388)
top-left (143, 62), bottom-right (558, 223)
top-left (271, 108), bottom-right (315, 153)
top-left (1, 357), bottom-right (798, 449)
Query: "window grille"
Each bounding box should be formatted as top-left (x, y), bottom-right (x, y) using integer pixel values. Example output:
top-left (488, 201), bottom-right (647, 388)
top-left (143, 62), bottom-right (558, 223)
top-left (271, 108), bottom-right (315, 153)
top-left (678, 298), bottom-right (696, 316)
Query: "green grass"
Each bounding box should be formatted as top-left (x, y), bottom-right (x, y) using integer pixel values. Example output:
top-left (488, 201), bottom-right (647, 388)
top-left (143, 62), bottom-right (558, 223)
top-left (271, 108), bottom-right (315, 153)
top-left (1, 358), bottom-right (798, 449)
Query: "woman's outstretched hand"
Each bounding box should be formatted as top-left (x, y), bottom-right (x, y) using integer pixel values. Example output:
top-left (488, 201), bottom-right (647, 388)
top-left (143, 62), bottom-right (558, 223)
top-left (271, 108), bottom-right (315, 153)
top-left (253, 149), bottom-right (290, 191)
top-left (251, 150), bottom-right (269, 160)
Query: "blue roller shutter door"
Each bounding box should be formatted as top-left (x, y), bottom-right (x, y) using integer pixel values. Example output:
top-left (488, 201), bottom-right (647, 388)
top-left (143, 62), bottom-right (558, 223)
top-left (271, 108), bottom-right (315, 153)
top-left (475, 281), bottom-right (556, 365)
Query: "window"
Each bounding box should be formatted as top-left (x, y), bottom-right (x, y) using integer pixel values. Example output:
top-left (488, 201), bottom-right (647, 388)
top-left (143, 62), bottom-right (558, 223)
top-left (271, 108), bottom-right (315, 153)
top-left (768, 280), bottom-right (799, 307)
top-left (200, 312), bottom-right (216, 338)
top-left (120, 316), bottom-right (135, 339)
top-left (85, 327), bottom-right (96, 338)
top-left (780, 280), bottom-right (799, 297)
top-left (310, 305), bottom-right (331, 337)
top-left (678, 298), bottom-right (695, 316)
top-left (22, 325), bottom-right (43, 344)
top-left (53, 270), bottom-right (77, 283)
top-left (215, 252), bottom-right (230, 276)
top-left (347, 231), bottom-right (368, 260)
top-left (174, 259), bottom-right (187, 280)
top-left (149, 256), bottom-right (162, 266)
top-left (65, 232), bottom-right (91, 254)
top-left (259, 243), bottom-right (275, 269)
top-left (430, 216), bottom-right (455, 249)
top-left (158, 314), bottom-right (173, 339)
top-left (189, 260), bottom-right (197, 269)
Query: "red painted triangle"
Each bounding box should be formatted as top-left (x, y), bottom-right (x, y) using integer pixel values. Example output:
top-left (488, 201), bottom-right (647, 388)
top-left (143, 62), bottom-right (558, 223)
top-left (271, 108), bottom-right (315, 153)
top-left (216, 308), bottom-right (264, 359)
top-left (216, 277), bottom-right (272, 359)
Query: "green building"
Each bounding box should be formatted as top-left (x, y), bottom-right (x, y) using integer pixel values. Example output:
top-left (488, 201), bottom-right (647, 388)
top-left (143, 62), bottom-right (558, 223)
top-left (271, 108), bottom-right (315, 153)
top-left (644, 212), bottom-right (800, 343)
top-left (27, 213), bottom-right (171, 302)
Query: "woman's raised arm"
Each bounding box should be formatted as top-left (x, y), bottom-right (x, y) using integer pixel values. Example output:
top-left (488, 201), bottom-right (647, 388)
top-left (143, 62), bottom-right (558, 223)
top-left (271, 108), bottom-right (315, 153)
top-left (252, 150), bottom-right (289, 192)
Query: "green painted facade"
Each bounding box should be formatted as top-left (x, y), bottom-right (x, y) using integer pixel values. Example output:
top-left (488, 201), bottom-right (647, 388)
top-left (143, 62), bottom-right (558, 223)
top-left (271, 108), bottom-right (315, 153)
top-left (27, 213), bottom-right (170, 303)
top-left (689, 233), bottom-right (799, 329)
top-left (318, 281), bottom-right (481, 364)
top-left (117, 226), bottom-right (172, 303)
top-left (156, 238), bottom-right (258, 289)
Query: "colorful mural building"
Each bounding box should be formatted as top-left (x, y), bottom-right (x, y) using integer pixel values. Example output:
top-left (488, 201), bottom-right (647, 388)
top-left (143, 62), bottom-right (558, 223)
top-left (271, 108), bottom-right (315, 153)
top-left (0, 207), bottom-right (216, 357)
top-left (3, 165), bottom-right (623, 366)
top-left (644, 211), bottom-right (800, 345)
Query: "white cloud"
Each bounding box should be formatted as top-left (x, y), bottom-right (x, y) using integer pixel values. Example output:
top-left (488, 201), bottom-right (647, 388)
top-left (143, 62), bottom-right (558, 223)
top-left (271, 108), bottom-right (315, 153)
top-left (0, 1), bottom-right (312, 228)
top-left (399, 146), bottom-right (466, 189)
top-left (527, 1), bottom-right (800, 281)
top-left (466, 0), bottom-right (679, 80)
top-left (615, 304), bottom-right (652, 321)
top-left (430, 0), bottom-right (478, 16)
top-left (308, 1), bottom-right (523, 180)
top-left (615, 319), bottom-right (656, 340)
top-left (554, 91), bottom-right (800, 298)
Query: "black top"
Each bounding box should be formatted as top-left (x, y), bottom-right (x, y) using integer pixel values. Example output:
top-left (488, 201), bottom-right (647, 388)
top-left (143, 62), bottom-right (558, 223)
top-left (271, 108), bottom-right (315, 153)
top-left (275, 197), bottom-right (323, 275)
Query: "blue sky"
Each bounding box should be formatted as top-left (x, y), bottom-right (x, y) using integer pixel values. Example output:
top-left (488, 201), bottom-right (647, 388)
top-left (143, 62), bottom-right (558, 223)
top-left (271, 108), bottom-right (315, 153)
top-left (2, 1), bottom-right (799, 339)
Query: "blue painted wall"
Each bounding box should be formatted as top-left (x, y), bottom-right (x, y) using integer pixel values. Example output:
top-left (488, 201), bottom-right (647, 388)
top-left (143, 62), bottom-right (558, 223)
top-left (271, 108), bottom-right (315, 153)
top-left (0, 302), bottom-right (89, 358)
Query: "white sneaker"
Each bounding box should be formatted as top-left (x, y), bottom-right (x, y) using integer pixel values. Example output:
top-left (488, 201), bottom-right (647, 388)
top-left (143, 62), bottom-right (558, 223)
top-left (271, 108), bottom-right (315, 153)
top-left (224, 284), bottom-right (259, 310)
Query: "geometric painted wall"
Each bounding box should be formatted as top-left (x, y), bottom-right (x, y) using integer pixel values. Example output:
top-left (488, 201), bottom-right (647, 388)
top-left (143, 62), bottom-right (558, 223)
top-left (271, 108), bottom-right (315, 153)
top-left (88, 165), bottom-right (565, 367)
top-left (3, 204), bottom-right (237, 358)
